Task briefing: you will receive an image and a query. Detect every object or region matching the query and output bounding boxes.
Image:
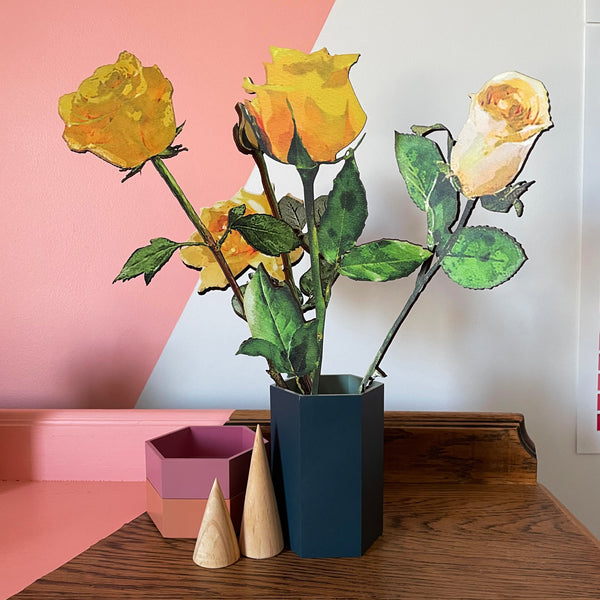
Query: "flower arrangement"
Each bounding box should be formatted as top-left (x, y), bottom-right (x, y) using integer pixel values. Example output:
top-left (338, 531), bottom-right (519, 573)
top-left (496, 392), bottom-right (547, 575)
top-left (58, 48), bottom-right (552, 396)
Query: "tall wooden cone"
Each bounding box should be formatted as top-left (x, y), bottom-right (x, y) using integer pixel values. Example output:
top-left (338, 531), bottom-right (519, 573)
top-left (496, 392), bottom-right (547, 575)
top-left (239, 424), bottom-right (284, 559)
top-left (193, 478), bottom-right (240, 569)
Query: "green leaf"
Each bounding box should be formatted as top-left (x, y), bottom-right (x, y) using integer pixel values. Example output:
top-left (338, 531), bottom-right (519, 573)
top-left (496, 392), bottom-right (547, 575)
top-left (339, 239), bottom-right (432, 282)
top-left (427, 176), bottom-right (459, 250)
top-left (231, 284), bottom-right (247, 320)
top-left (237, 338), bottom-right (289, 374)
top-left (287, 320), bottom-right (319, 377)
top-left (410, 123), bottom-right (454, 142)
top-left (156, 143), bottom-right (187, 161)
top-left (314, 195), bottom-right (328, 227)
top-left (410, 123), bottom-right (455, 159)
top-left (441, 226), bottom-right (527, 289)
top-left (232, 214), bottom-right (301, 256)
top-left (395, 133), bottom-right (442, 211)
top-left (514, 199), bottom-right (524, 218)
top-left (480, 180), bottom-right (534, 216)
top-left (318, 155), bottom-right (368, 265)
top-left (395, 133), bottom-right (458, 248)
top-left (113, 237), bottom-right (186, 285)
top-left (243, 264), bottom-right (306, 373)
top-left (227, 204), bottom-right (247, 226)
top-left (299, 260), bottom-right (338, 304)
top-left (279, 195), bottom-right (306, 231)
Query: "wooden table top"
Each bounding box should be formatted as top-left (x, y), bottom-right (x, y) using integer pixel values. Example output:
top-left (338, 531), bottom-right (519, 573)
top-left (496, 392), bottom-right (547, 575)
top-left (14, 412), bottom-right (600, 599)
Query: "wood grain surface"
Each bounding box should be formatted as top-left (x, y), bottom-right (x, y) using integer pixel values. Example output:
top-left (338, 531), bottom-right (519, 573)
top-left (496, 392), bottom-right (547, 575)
top-left (13, 484), bottom-right (600, 599)
top-left (14, 412), bottom-right (600, 599)
top-left (228, 411), bottom-right (537, 484)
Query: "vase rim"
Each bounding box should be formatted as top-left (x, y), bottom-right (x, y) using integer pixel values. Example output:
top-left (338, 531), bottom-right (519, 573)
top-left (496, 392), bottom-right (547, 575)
top-left (272, 374), bottom-right (383, 396)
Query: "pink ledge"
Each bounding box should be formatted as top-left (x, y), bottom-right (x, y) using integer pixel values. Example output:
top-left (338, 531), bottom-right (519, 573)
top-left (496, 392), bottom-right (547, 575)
top-left (0, 409), bottom-right (234, 481)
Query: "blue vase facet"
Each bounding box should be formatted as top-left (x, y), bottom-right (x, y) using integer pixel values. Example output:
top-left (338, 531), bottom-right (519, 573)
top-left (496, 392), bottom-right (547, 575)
top-left (270, 375), bottom-right (384, 558)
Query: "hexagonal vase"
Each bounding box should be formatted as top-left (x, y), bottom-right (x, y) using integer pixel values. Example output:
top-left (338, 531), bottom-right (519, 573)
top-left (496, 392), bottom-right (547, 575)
top-left (270, 375), bottom-right (384, 558)
top-left (145, 425), bottom-right (255, 537)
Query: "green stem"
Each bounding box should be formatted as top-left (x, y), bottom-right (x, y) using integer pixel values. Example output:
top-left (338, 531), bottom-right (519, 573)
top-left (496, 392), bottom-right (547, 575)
top-left (360, 198), bottom-right (477, 392)
top-left (267, 365), bottom-right (287, 389)
top-left (253, 152), bottom-right (299, 298)
top-left (151, 157), bottom-right (244, 306)
top-left (152, 156), bottom-right (287, 389)
top-left (299, 165), bottom-right (324, 394)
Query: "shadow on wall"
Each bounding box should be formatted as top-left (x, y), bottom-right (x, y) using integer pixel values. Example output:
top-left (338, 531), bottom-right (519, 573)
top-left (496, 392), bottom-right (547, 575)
top-left (0, 415), bottom-right (34, 480)
top-left (65, 350), bottom-right (149, 408)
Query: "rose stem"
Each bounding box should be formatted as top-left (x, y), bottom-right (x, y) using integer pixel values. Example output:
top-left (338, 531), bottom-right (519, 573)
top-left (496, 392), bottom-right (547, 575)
top-left (253, 153), bottom-right (311, 394)
top-left (151, 156), bottom-right (287, 388)
top-left (253, 152), bottom-right (299, 297)
top-left (299, 165), bottom-right (324, 394)
top-left (150, 156), bottom-right (244, 306)
top-left (360, 197), bottom-right (478, 392)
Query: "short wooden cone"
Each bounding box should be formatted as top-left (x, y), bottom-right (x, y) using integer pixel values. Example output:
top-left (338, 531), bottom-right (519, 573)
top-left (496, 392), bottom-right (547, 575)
top-left (192, 478), bottom-right (240, 569)
top-left (239, 425), bottom-right (284, 559)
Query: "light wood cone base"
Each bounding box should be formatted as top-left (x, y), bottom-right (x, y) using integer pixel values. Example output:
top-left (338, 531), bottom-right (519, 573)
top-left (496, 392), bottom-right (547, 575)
top-left (193, 479), bottom-right (240, 569)
top-left (239, 425), bottom-right (284, 559)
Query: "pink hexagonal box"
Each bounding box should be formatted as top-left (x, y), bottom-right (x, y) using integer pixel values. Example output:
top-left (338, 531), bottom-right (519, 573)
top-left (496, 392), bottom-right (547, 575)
top-left (145, 425), bottom-right (257, 537)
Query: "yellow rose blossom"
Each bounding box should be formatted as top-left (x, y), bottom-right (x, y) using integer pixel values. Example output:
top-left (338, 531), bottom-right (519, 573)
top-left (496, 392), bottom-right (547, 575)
top-left (450, 72), bottom-right (552, 198)
top-left (242, 47), bottom-right (366, 164)
top-left (58, 51), bottom-right (176, 169)
top-left (180, 188), bottom-right (303, 292)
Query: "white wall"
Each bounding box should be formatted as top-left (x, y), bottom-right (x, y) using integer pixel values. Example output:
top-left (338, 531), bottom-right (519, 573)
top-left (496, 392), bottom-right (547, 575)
top-left (140, 1), bottom-right (600, 539)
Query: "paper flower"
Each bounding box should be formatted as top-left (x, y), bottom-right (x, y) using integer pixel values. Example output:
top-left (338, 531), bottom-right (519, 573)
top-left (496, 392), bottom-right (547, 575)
top-left (450, 72), bottom-right (552, 198)
top-left (242, 47), bottom-right (366, 164)
top-left (58, 51), bottom-right (176, 169)
top-left (180, 188), bottom-right (302, 292)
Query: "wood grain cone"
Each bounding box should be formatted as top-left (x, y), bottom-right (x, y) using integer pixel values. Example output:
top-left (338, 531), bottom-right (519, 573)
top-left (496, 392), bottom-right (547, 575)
top-left (239, 424), bottom-right (284, 559)
top-left (192, 479), bottom-right (240, 569)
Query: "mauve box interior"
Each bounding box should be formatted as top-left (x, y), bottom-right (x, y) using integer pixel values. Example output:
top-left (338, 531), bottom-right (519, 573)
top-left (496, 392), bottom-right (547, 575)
top-left (145, 426), bottom-right (256, 499)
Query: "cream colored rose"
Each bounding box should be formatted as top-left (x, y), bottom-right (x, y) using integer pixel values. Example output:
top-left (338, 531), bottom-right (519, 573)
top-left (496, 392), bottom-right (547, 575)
top-left (450, 72), bottom-right (552, 198)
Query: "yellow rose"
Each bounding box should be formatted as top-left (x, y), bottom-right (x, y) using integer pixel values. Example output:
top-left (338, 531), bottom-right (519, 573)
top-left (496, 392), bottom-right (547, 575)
top-left (180, 188), bottom-right (303, 292)
top-left (450, 72), bottom-right (552, 198)
top-left (242, 47), bottom-right (366, 164)
top-left (58, 51), bottom-right (176, 169)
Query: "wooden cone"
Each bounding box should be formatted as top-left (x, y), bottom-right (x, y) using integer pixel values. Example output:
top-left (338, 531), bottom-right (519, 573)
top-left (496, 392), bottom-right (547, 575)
top-left (239, 424), bottom-right (284, 559)
top-left (193, 478), bottom-right (240, 569)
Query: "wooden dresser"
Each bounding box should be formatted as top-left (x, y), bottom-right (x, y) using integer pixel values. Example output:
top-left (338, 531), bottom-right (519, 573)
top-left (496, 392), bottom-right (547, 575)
top-left (13, 412), bottom-right (600, 599)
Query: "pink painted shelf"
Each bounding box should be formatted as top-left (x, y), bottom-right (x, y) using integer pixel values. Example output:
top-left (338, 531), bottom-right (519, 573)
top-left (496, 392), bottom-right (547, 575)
top-left (0, 481), bottom-right (146, 599)
top-left (0, 408), bottom-right (234, 597)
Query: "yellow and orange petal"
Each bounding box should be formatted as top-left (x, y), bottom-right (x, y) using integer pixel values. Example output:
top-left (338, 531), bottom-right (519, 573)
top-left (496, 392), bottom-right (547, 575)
top-left (242, 47), bottom-right (366, 164)
top-left (180, 189), bottom-right (302, 292)
top-left (58, 51), bottom-right (176, 169)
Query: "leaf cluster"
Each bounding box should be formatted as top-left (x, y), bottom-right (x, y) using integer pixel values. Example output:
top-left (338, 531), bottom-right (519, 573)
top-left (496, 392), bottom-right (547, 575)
top-left (395, 129), bottom-right (531, 290)
top-left (112, 121), bottom-right (537, 388)
top-left (237, 153), bottom-right (435, 382)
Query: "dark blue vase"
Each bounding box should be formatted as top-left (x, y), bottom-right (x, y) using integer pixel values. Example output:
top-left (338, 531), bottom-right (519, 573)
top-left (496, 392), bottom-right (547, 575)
top-left (270, 375), bottom-right (384, 558)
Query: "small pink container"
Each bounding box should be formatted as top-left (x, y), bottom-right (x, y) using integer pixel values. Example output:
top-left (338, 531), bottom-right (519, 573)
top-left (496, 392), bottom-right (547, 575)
top-left (145, 426), bottom-right (256, 499)
top-left (145, 426), bottom-right (257, 537)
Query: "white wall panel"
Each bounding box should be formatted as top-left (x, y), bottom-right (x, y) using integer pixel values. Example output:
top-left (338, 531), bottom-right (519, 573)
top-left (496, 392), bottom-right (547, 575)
top-left (140, 0), bottom-right (600, 540)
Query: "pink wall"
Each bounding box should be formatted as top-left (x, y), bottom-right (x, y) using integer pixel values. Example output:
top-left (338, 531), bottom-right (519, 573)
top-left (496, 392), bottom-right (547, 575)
top-left (1, 0), bottom-right (334, 408)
